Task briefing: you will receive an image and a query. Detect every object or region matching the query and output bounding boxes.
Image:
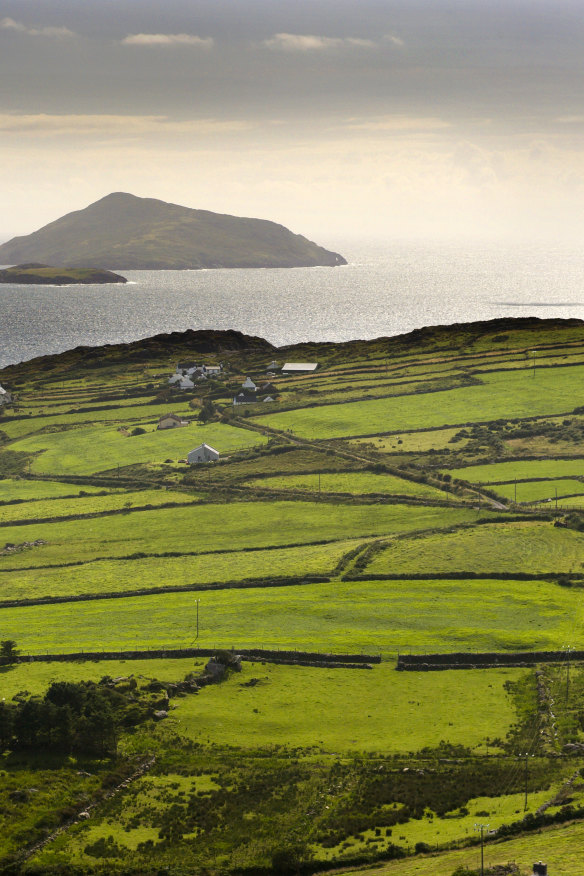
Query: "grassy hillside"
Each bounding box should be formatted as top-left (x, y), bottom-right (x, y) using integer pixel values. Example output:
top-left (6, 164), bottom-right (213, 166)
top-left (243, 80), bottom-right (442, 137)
top-left (2, 316), bottom-right (584, 875)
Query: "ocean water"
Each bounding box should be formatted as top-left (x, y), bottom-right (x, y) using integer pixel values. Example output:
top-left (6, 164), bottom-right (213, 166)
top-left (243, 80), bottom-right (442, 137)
top-left (1, 238), bottom-right (584, 369)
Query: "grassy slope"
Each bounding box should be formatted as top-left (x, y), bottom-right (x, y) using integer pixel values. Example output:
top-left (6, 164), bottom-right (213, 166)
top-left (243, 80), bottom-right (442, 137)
top-left (244, 470), bottom-right (457, 499)
top-left (365, 521), bottom-right (584, 577)
top-left (0, 488), bottom-right (199, 524)
top-left (9, 421), bottom-right (266, 475)
top-left (448, 457), bottom-right (584, 483)
top-left (3, 320), bottom-right (584, 874)
top-left (0, 502), bottom-right (476, 570)
top-left (4, 576), bottom-right (583, 654)
top-left (253, 366), bottom-right (584, 438)
top-left (0, 539), bottom-right (361, 601)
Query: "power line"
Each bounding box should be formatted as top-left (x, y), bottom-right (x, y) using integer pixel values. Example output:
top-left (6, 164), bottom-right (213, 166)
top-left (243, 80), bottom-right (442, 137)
top-left (474, 823), bottom-right (489, 876)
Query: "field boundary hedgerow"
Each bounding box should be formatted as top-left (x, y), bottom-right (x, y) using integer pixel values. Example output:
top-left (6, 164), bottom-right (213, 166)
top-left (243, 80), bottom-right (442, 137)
top-left (0, 574), bottom-right (332, 609)
top-left (397, 650), bottom-right (583, 670)
top-left (15, 646), bottom-right (381, 666)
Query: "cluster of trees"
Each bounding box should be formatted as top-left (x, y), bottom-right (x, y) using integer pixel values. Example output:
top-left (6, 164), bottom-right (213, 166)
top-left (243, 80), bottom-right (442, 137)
top-left (0, 640), bottom-right (18, 665)
top-left (0, 680), bottom-right (144, 756)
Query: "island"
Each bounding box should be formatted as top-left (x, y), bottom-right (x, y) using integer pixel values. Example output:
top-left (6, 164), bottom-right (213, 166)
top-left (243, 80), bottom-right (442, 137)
top-left (0, 192), bottom-right (347, 270)
top-left (0, 263), bottom-right (127, 285)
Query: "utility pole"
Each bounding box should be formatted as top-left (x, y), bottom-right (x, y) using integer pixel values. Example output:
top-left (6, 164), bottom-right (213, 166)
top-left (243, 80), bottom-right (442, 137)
top-left (514, 479), bottom-right (517, 504)
top-left (318, 472), bottom-right (321, 498)
top-left (474, 823), bottom-right (489, 876)
top-left (532, 350), bottom-right (537, 378)
top-left (195, 599), bottom-right (200, 640)
top-left (566, 645), bottom-right (573, 707)
top-left (555, 487), bottom-right (558, 515)
top-left (518, 754), bottom-right (529, 810)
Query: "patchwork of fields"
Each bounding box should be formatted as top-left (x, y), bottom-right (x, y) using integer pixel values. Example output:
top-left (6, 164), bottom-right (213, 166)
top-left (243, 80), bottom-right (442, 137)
top-left (2, 318), bottom-right (584, 875)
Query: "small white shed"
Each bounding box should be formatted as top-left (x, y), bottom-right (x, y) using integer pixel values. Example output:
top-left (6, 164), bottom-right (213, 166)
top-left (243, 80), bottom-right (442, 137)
top-left (0, 385), bottom-right (11, 404)
top-left (242, 376), bottom-right (256, 390)
top-left (187, 443), bottom-right (220, 464)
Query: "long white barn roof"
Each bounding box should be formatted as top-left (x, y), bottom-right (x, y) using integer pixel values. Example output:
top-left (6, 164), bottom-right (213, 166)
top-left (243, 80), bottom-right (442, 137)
top-left (282, 362), bottom-right (318, 372)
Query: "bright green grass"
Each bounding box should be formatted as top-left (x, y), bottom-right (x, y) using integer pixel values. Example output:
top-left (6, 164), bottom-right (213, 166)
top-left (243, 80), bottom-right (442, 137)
top-left (0, 503), bottom-right (476, 570)
top-left (244, 471), bottom-right (456, 499)
top-left (170, 662), bottom-right (523, 753)
top-left (0, 539), bottom-right (362, 601)
top-left (0, 658), bottom-right (203, 699)
top-left (0, 402), bottom-right (195, 440)
top-left (448, 458), bottom-right (584, 483)
top-left (0, 658), bottom-right (522, 755)
top-left (0, 478), bottom-right (115, 502)
top-left (4, 575), bottom-right (583, 655)
top-left (252, 365), bottom-right (584, 438)
top-left (494, 479), bottom-right (584, 503)
top-left (348, 820), bottom-right (584, 876)
top-left (366, 521), bottom-right (584, 577)
top-left (8, 420), bottom-right (265, 475)
top-left (350, 790), bottom-right (552, 855)
top-left (0, 488), bottom-right (199, 524)
top-left (557, 495), bottom-right (584, 508)
top-left (350, 428), bottom-right (467, 453)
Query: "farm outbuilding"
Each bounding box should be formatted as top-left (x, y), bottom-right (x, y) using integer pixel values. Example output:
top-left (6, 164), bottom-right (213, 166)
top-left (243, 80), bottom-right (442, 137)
top-left (187, 444), bottom-right (220, 464)
top-left (0, 385), bottom-right (11, 405)
top-left (157, 413), bottom-right (190, 430)
top-left (282, 362), bottom-right (318, 372)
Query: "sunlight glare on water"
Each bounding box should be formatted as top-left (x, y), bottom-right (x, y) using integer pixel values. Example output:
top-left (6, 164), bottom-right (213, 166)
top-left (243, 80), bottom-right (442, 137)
top-left (1, 238), bottom-right (584, 367)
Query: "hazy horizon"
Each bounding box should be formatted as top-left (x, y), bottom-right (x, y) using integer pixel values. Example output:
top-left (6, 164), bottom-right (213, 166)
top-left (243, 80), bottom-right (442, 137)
top-left (2, 0), bottom-right (584, 245)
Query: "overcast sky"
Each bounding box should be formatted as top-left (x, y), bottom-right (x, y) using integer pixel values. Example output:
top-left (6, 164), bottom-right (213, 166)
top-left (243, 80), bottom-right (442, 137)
top-left (1, 0), bottom-right (584, 243)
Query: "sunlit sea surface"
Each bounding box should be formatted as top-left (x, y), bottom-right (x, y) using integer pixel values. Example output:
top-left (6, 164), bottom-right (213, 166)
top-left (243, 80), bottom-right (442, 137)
top-left (2, 238), bottom-right (584, 368)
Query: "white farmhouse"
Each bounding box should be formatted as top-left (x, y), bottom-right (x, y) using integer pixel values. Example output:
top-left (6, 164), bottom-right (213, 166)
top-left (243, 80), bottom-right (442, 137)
top-left (242, 376), bottom-right (256, 390)
top-left (0, 385), bottom-right (11, 405)
top-left (187, 443), bottom-right (220, 464)
top-left (178, 376), bottom-right (195, 390)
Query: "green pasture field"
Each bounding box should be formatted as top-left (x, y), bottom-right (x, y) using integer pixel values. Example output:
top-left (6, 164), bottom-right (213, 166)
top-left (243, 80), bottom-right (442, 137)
top-left (351, 821), bottom-right (584, 876)
top-left (344, 822), bottom-right (584, 876)
top-left (0, 401), bottom-right (195, 440)
top-left (0, 502), bottom-right (476, 570)
top-left (336, 790), bottom-right (552, 860)
top-left (0, 538), bottom-right (362, 601)
top-left (244, 470), bottom-right (457, 499)
top-left (165, 661), bottom-right (523, 753)
top-left (0, 658), bottom-right (523, 754)
top-left (493, 478), bottom-right (584, 503)
top-left (202, 447), bottom-right (357, 482)
top-left (365, 521), bottom-right (584, 578)
top-left (0, 478), bottom-right (116, 502)
top-left (448, 458), bottom-right (584, 483)
top-left (557, 495), bottom-right (584, 507)
top-left (0, 487), bottom-right (199, 524)
top-left (0, 657), bottom-right (199, 699)
top-left (350, 427), bottom-right (468, 453)
top-left (251, 364), bottom-right (584, 438)
top-left (7, 420), bottom-right (266, 475)
top-left (4, 575), bottom-right (582, 655)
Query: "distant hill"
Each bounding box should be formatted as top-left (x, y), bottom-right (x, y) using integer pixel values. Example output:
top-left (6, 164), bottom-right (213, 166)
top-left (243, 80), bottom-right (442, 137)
top-left (0, 193), bottom-right (347, 270)
top-left (0, 263), bottom-right (127, 285)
